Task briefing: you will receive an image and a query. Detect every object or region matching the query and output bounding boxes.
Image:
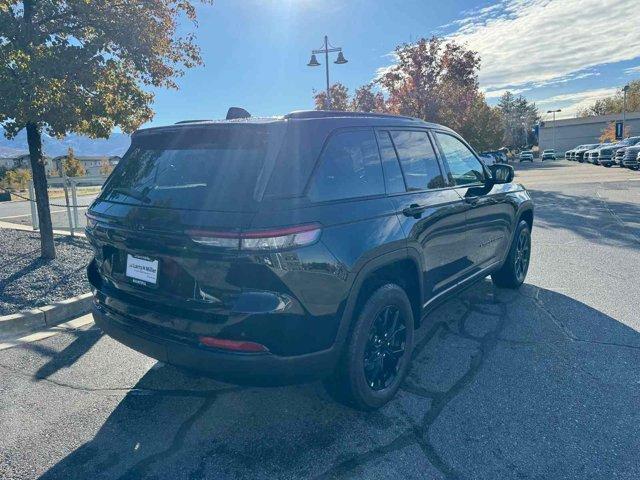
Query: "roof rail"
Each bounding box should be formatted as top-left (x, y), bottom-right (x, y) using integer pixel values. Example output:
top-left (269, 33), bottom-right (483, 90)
top-left (284, 110), bottom-right (419, 121)
top-left (174, 119), bottom-right (213, 124)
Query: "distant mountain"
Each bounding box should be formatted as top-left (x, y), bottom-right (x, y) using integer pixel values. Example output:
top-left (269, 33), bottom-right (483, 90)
top-left (0, 131), bottom-right (131, 157)
top-left (0, 146), bottom-right (25, 157)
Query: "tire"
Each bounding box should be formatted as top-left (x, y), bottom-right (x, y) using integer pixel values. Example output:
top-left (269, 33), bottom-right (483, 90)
top-left (324, 284), bottom-right (414, 410)
top-left (491, 220), bottom-right (531, 289)
top-left (604, 164), bottom-right (611, 168)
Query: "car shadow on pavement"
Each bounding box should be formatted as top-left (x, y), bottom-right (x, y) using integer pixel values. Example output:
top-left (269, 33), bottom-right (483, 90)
top-left (529, 188), bottom-right (640, 249)
top-left (37, 280), bottom-right (640, 480)
top-left (30, 329), bottom-right (103, 380)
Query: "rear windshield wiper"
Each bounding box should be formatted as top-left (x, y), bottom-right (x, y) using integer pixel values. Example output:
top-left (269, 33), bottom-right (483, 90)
top-left (108, 187), bottom-right (150, 203)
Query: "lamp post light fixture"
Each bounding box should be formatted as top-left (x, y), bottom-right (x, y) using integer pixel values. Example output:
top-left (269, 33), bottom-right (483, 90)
top-left (307, 35), bottom-right (348, 109)
top-left (547, 109), bottom-right (561, 153)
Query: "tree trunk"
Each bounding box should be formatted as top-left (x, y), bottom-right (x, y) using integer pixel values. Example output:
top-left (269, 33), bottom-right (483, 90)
top-left (26, 122), bottom-right (56, 259)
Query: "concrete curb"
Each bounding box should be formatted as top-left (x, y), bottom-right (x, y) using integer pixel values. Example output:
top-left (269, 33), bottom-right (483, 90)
top-left (0, 292), bottom-right (93, 339)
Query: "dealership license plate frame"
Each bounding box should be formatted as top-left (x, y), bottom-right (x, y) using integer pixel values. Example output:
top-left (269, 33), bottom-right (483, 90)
top-left (125, 253), bottom-right (160, 288)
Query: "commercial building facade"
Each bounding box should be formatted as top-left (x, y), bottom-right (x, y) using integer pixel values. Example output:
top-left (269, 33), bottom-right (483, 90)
top-left (538, 111), bottom-right (640, 154)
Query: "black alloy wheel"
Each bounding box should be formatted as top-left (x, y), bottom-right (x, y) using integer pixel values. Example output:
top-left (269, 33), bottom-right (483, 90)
top-left (514, 228), bottom-right (531, 284)
top-left (491, 220), bottom-right (531, 289)
top-left (363, 305), bottom-right (406, 391)
top-left (324, 283), bottom-right (414, 410)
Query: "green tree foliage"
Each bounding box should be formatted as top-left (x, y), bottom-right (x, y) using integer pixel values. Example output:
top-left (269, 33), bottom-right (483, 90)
top-left (376, 37), bottom-right (504, 150)
top-left (0, 168), bottom-right (31, 190)
top-left (377, 37), bottom-right (480, 125)
top-left (577, 81), bottom-right (640, 117)
top-left (458, 94), bottom-right (505, 152)
top-left (313, 83), bottom-right (351, 110)
top-left (497, 92), bottom-right (539, 149)
top-left (100, 159), bottom-right (114, 176)
top-left (310, 38), bottom-right (505, 151)
top-left (0, 0), bottom-right (211, 258)
top-left (62, 147), bottom-right (85, 177)
top-left (600, 122), bottom-right (631, 142)
top-left (351, 84), bottom-right (386, 113)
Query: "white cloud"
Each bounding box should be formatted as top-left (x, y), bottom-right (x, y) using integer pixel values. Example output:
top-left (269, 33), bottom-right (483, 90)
top-left (483, 87), bottom-right (529, 99)
top-left (446, 0), bottom-right (640, 91)
top-left (536, 87), bottom-right (619, 118)
top-left (625, 65), bottom-right (640, 75)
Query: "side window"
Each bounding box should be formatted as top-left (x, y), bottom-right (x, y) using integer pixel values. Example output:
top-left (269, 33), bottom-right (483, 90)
top-left (434, 133), bottom-right (485, 186)
top-left (376, 131), bottom-right (406, 194)
top-left (307, 129), bottom-right (384, 202)
top-left (390, 130), bottom-right (445, 190)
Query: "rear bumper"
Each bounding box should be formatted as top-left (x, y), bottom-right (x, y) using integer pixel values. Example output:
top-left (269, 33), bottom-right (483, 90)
top-left (92, 302), bottom-right (340, 385)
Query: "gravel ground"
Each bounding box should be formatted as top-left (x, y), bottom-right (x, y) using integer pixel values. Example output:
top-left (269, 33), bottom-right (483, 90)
top-left (0, 229), bottom-right (93, 315)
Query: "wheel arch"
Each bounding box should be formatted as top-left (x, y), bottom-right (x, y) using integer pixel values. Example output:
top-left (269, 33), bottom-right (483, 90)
top-left (337, 249), bottom-right (424, 352)
top-left (519, 207), bottom-right (533, 232)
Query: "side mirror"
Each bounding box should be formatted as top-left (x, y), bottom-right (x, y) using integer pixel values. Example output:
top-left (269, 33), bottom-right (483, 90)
top-left (488, 164), bottom-right (514, 184)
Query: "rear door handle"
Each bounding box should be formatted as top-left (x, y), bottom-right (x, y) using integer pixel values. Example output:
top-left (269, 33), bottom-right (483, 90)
top-left (402, 203), bottom-right (424, 218)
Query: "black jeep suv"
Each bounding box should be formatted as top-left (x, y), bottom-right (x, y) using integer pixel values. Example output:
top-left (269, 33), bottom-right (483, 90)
top-left (86, 109), bottom-right (533, 409)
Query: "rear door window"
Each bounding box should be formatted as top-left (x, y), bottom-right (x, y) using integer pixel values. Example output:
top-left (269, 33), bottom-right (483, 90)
top-left (307, 129), bottom-right (384, 202)
top-left (389, 130), bottom-right (445, 190)
top-left (434, 132), bottom-right (485, 186)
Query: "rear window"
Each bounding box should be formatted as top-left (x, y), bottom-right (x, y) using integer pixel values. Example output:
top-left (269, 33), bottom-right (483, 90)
top-left (101, 125), bottom-right (284, 211)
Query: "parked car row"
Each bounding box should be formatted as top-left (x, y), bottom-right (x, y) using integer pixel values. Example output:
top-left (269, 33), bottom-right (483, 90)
top-left (513, 149), bottom-right (557, 162)
top-left (519, 150), bottom-right (534, 162)
top-left (565, 136), bottom-right (640, 170)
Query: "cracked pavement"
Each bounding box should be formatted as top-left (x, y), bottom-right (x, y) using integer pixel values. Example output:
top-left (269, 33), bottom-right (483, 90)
top-left (1, 160), bottom-right (640, 479)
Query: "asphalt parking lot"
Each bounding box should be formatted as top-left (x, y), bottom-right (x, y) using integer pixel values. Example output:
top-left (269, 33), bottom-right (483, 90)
top-left (1, 159), bottom-right (639, 480)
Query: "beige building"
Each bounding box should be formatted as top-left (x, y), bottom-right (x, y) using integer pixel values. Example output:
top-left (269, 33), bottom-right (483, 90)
top-left (51, 155), bottom-right (121, 177)
top-left (1, 153), bottom-right (121, 177)
top-left (0, 154), bottom-right (56, 175)
top-left (539, 111), bottom-right (640, 154)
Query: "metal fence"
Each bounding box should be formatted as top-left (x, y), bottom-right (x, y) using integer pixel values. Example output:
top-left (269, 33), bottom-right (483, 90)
top-left (27, 175), bottom-right (107, 236)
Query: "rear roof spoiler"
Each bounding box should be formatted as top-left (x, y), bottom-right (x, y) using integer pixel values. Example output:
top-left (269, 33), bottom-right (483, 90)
top-left (226, 107), bottom-right (251, 120)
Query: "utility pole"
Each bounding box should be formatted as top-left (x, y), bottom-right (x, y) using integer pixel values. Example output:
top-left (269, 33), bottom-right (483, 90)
top-left (307, 36), bottom-right (348, 109)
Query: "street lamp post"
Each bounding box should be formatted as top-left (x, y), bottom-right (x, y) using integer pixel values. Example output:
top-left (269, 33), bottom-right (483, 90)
top-left (307, 36), bottom-right (348, 109)
top-left (622, 85), bottom-right (629, 137)
top-left (547, 109), bottom-right (561, 153)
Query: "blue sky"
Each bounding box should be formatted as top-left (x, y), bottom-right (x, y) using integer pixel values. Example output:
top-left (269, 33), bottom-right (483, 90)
top-left (147, 0), bottom-right (640, 126)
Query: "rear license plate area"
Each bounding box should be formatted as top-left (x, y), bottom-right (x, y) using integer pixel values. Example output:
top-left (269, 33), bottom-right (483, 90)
top-left (125, 254), bottom-right (159, 288)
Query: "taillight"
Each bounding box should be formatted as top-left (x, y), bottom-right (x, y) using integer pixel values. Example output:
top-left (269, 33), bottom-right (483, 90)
top-left (86, 212), bottom-right (98, 229)
top-left (241, 224), bottom-right (321, 250)
top-left (198, 336), bottom-right (268, 352)
top-left (187, 223), bottom-right (321, 251)
top-left (186, 230), bottom-right (241, 248)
